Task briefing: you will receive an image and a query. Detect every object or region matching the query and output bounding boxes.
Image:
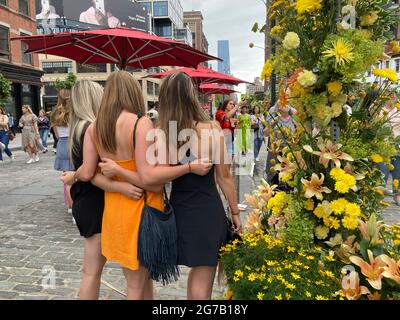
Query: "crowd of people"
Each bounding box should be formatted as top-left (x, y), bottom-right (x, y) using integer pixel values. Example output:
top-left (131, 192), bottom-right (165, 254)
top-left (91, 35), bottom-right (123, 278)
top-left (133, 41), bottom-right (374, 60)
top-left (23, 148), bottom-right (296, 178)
top-left (1, 70), bottom-right (399, 300)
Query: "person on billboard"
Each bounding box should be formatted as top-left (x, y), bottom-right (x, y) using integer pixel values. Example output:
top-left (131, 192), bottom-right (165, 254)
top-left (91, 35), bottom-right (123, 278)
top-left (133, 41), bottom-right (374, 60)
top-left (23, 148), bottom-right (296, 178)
top-left (36, 0), bottom-right (60, 19)
top-left (79, 0), bottom-right (121, 28)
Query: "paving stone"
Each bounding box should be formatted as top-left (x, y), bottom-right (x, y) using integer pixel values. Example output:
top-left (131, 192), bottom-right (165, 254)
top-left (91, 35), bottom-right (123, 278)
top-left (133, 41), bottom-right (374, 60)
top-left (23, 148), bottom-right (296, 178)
top-left (13, 284), bottom-right (43, 293)
top-left (0, 291), bottom-right (18, 299)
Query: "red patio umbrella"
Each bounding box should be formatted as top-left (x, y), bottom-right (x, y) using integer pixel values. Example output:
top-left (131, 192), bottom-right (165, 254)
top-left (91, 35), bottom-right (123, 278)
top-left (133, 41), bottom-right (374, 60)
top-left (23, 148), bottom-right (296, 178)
top-left (146, 65), bottom-right (251, 86)
top-left (199, 84), bottom-right (238, 95)
top-left (12, 27), bottom-right (220, 69)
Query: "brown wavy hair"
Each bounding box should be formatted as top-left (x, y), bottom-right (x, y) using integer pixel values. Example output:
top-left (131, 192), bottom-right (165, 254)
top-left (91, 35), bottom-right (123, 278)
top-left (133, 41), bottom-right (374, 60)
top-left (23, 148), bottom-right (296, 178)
top-left (51, 89), bottom-right (71, 126)
top-left (157, 72), bottom-right (209, 148)
top-left (94, 71), bottom-right (145, 154)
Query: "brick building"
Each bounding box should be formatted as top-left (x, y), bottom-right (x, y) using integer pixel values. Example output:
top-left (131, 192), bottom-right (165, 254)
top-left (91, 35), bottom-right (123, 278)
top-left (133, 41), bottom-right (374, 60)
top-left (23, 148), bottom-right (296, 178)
top-left (183, 11), bottom-right (209, 54)
top-left (0, 0), bottom-right (42, 120)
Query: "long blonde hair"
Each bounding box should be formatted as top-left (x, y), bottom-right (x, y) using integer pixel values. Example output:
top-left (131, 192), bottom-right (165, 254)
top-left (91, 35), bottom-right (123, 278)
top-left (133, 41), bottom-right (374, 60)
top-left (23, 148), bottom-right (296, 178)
top-left (51, 89), bottom-right (71, 126)
top-left (158, 72), bottom-right (209, 148)
top-left (22, 105), bottom-right (33, 114)
top-left (68, 80), bottom-right (103, 160)
top-left (95, 71), bottom-right (145, 154)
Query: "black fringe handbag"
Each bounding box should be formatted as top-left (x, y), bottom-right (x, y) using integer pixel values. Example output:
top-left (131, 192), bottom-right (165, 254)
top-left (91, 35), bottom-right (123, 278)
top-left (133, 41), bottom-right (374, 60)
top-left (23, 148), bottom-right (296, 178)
top-left (133, 116), bottom-right (180, 285)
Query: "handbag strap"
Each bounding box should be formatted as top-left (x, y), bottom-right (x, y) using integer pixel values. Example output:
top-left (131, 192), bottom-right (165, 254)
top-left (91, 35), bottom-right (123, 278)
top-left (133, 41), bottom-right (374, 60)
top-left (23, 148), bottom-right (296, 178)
top-left (132, 114), bottom-right (170, 205)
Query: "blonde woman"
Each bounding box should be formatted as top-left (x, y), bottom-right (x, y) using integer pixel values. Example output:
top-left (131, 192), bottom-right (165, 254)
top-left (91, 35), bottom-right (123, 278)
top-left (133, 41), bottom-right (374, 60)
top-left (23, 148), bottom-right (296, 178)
top-left (61, 80), bottom-right (144, 299)
top-left (52, 89), bottom-right (74, 214)
top-left (19, 105), bottom-right (40, 164)
top-left (72, 71), bottom-right (212, 300)
top-left (99, 72), bottom-right (242, 300)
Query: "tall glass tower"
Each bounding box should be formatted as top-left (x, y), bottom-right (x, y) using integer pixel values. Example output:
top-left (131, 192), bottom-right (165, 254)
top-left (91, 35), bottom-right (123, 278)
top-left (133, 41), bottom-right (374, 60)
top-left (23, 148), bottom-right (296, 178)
top-left (217, 40), bottom-right (231, 74)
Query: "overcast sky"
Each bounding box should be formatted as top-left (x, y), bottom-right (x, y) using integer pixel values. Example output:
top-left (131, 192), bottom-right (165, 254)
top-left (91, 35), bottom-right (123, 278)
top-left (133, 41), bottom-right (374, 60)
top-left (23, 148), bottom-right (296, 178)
top-left (182, 0), bottom-right (266, 94)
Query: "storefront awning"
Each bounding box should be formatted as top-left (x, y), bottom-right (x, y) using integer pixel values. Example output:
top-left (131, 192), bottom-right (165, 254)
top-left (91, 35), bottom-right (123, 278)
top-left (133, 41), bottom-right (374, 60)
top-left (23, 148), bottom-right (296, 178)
top-left (0, 62), bottom-right (43, 87)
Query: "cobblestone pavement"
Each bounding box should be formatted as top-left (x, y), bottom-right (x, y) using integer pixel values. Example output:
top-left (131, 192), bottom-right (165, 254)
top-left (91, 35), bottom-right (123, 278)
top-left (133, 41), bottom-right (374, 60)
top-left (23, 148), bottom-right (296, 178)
top-left (0, 145), bottom-right (398, 300)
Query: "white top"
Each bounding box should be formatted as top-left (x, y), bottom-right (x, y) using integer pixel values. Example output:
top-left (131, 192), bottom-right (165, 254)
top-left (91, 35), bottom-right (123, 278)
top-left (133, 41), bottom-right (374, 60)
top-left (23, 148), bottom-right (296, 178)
top-left (56, 126), bottom-right (69, 138)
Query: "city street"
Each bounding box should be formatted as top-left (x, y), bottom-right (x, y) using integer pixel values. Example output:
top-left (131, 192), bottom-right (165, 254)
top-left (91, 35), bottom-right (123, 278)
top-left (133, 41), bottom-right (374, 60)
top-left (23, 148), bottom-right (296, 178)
top-left (0, 142), bottom-right (399, 300)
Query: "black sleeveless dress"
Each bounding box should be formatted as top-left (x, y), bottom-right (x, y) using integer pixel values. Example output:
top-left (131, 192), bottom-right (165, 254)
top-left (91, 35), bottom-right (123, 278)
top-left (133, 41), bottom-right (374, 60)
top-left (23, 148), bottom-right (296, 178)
top-left (170, 164), bottom-right (228, 267)
top-left (70, 123), bottom-right (104, 238)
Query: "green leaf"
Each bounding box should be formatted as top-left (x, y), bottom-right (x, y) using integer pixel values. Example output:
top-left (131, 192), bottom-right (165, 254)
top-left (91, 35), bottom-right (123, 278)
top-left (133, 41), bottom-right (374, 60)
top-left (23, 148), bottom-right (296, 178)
top-left (360, 239), bottom-right (370, 260)
top-left (252, 22), bottom-right (259, 33)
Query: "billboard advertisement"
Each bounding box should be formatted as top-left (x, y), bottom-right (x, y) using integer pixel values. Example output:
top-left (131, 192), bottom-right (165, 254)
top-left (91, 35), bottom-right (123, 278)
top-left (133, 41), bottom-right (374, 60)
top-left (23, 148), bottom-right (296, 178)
top-left (35, 0), bottom-right (150, 32)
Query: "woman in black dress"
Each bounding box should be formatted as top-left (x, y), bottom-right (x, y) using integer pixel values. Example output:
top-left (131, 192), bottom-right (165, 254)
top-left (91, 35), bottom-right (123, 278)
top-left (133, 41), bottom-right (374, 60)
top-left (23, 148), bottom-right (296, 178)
top-left (157, 73), bottom-right (242, 299)
top-left (61, 80), bottom-right (144, 299)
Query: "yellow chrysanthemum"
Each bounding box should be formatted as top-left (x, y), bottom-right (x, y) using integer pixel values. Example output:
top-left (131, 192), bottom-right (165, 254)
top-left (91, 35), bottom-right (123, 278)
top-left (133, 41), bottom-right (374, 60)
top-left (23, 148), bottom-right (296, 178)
top-left (323, 39), bottom-right (354, 67)
top-left (305, 199), bottom-right (315, 211)
top-left (327, 81), bottom-right (342, 96)
top-left (360, 12), bottom-right (379, 26)
top-left (397, 101), bottom-right (400, 111)
top-left (330, 168), bottom-right (346, 181)
top-left (330, 198), bottom-right (348, 214)
top-left (261, 59), bottom-right (273, 81)
top-left (371, 154), bottom-right (384, 163)
top-left (296, 0), bottom-right (322, 15)
top-left (270, 25), bottom-right (284, 37)
top-left (314, 225), bottom-right (330, 240)
top-left (345, 203), bottom-right (361, 217)
top-left (372, 68), bottom-right (399, 83)
top-left (257, 292), bottom-right (265, 300)
top-left (334, 174), bottom-right (356, 194)
top-left (342, 216), bottom-right (358, 230)
top-left (391, 40), bottom-right (400, 54)
top-left (297, 70), bottom-right (317, 87)
top-left (283, 32), bottom-right (300, 50)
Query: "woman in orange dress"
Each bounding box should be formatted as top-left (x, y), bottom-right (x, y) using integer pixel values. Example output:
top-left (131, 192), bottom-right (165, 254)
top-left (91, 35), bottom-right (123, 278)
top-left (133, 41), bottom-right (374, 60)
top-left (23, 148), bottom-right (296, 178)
top-left (73, 71), bottom-right (212, 300)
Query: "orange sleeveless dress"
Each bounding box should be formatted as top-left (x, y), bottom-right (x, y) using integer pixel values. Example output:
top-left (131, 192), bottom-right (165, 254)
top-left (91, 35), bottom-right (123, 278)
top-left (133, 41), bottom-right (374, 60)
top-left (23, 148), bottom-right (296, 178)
top-left (101, 142), bottom-right (164, 271)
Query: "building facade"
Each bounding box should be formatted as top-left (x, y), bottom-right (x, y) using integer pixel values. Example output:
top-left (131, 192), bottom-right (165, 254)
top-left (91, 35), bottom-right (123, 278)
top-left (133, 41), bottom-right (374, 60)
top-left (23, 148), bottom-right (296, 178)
top-left (136, 0), bottom-right (192, 46)
top-left (246, 77), bottom-right (264, 95)
top-left (39, 54), bottom-right (163, 111)
top-left (217, 40), bottom-right (231, 75)
top-left (183, 11), bottom-right (208, 53)
top-left (0, 0), bottom-right (43, 120)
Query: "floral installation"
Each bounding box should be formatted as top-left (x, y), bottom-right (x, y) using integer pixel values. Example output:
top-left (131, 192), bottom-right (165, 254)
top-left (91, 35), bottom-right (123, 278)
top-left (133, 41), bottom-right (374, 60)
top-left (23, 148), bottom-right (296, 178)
top-left (221, 0), bottom-right (400, 300)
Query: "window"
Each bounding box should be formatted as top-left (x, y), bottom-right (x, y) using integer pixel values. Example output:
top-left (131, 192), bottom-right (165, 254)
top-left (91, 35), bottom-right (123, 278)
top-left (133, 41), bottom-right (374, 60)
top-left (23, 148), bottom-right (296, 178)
top-left (147, 81), bottom-right (155, 95)
top-left (21, 33), bottom-right (32, 65)
top-left (385, 60), bottom-right (390, 69)
top-left (0, 26), bottom-right (10, 60)
top-left (0, 0), bottom-right (7, 7)
top-left (142, 2), bottom-right (152, 14)
top-left (153, 1), bottom-right (168, 17)
top-left (77, 63), bottom-right (107, 73)
top-left (396, 59), bottom-right (400, 73)
top-left (42, 61), bottom-right (73, 74)
top-left (44, 83), bottom-right (58, 96)
top-left (19, 0), bottom-right (29, 16)
top-left (154, 22), bottom-right (172, 37)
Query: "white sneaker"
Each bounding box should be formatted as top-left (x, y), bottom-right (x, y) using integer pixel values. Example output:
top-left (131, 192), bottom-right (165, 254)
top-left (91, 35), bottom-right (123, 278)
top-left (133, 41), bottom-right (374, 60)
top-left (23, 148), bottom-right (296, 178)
top-left (26, 158), bottom-right (34, 164)
top-left (0, 160), bottom-right (3, 164)
top-left (72, 217), bottom-right (76, 225)
top-left (68, 208), bottom-right (73, 214)
top-left (9, 155), bottom-right (15, 161)
top-left (34, 155), bottom-right (39, 162)
top-left (255, 157), bottom-right (260, 162)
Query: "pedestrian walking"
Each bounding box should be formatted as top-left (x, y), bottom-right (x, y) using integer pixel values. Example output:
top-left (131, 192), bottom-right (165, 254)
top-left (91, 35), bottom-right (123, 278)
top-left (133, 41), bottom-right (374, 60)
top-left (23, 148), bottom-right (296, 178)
top-left (51, 89), bottom-right (74, 214)
top-left (60, 80), bottom-right (145, 300)
top-left (237, 105), bottom-right (252, 155)
top-left (251, 106), bottom-right (265, 162)
top-left (7, 112), bottom-right (16, 136)
top-left (19, 105), bottom-right (40, 164)
top-left (38, 109), bottom-right (50, 152)
top-left (99, 72), bottom-right (242, 300)
top-left (0, 108), bottom-right (14, 163)
top-left (73, 71), bottom-right (212, 300)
